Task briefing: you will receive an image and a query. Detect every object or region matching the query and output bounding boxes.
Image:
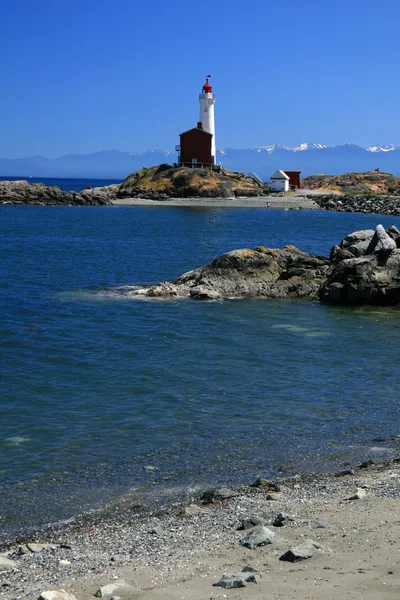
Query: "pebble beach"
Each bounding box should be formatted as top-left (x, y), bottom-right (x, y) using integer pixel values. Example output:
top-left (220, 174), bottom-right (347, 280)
top-left (1, 459), bottom-right (400, 600)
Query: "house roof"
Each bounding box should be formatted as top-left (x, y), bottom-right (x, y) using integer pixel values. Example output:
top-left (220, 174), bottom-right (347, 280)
top-left (179, 127), bottom-right (212, 137)
top-left (270, 169), bottom-right (290, 180)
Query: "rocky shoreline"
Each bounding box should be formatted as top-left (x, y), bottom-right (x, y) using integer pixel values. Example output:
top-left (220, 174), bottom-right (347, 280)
top-left (0, 180), bottom-right (117, 206)
top-left (312, 193), bottom-right (400, 215)
top-left (1, 456), bottom-right (400, 600)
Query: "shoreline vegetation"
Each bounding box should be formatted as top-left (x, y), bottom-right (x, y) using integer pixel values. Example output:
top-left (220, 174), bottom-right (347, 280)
top-left (1, 167), bottom-right (400, 215)
top-left (1, 456), bottom-right (400, 599)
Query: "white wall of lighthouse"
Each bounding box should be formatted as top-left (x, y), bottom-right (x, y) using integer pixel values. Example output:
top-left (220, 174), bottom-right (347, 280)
top-left (199, 85), bottom-right (216, 164)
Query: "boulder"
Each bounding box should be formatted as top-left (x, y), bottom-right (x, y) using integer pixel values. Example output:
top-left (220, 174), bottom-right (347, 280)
top-left (201, 487), bottom-right (239, 503)
top-left (213, 567), bottom-right (262, 588)
top-left (0, 556), bottom-right (16, 571)
top-left (39, 592), bottom-right (78, 600)
top-left (250, 477), bottom-right (281, 491)
top-left (238, 516), bottom-right (267, 530)
top-left (279, 539), bottom-right (325, 562)
top-left (341, 230), bottom-right (375, 248)
top-left (240, 525), bottom-right (276, 549)
top-left (178, 504), bottom-right (204, 517)
top-left (94, 580), bottom-right (135, 598)
top-left (366, 224), bottom-right (397, 254)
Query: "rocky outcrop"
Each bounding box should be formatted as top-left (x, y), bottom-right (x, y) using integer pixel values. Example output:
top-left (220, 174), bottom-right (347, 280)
top-left (0, 180), bottom-right (114, 206)
top-left (120, 224), bottom-right (400, 307)
top-left (302, 171), bottom-right (400, 195)
top-left (117, 165), bottom-right (268, 199)
top-left (120, 246), bottom-right (330, 301)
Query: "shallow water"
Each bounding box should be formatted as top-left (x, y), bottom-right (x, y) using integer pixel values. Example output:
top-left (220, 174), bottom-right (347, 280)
top-left (1, 205), bottom-right (400, 540)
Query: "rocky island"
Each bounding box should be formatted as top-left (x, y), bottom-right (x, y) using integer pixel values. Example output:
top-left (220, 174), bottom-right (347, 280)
top-left (118, 224), bottom-right (400, 306)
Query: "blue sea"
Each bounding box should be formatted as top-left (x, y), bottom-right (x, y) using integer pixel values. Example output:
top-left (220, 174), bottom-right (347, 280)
top-left (1, 183), bottom-right (400, 542)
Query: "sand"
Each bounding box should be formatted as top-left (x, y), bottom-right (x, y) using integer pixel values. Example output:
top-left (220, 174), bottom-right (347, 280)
top-left (111, 192), bottom-right (321, 210)
top-left (2, 459), bottom-right (400, 600)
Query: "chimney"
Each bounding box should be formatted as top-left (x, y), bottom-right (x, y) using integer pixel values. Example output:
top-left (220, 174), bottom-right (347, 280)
top-left (197, 122), bottom-right (203, 129)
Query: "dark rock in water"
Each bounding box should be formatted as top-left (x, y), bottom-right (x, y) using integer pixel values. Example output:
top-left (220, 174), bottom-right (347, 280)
top-left (143, 245), bottom-right (330, 301)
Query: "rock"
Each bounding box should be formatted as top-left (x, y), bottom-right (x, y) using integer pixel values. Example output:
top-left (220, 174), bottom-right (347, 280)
top-left (272, 512), bottom-right (294, 527)
top-left (359, 459), bottom-right (375, 469)
top-left (94, 581), bottom-right (134, 598)
top-left (366, 224), bottom-right (397, 254)
top-left (27, 542), bottom-right (56, 553)
top-left (237, 516), bottom-right (267, 530)
top-left (279, 539), bottom-right (324, 562)
top-left (149, 526), bottom-right (164, 535)
top-left (140, 245), bottom-right (330, 301)
top-left (240, 525), bottom-right (276, 549)
top-left (39, 591), bottom-right (78, 600)
top-left (201, 487), bottom-right (239, 502)
top-left (341, 230), bottom-right (375, 248)
top-left (178, 503), bottom-right (204, 517)
top-left (266, 492), bottom-right (281, 501)
top-left (250, 477), bottom-right (281, 491)
top-left (334, 468), bottom-right (356, 477)
top-left (213, 567), bottom-right (262, 588)
top-left (189, 286), bottom-right (221, 300)
top-left (0, 556), bottom-right (16, 571)
top-left (58, 559), bottom-right (71, 566)
top-left (346, 487), bottom-right (367, 500)
top-left (320, 244), bottom-right (400, 305)
top-left (146, 282), bottom-right (189, 298)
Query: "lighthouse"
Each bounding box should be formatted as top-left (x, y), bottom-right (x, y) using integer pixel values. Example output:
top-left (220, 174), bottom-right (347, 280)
top-left (178, 75), bottom-right (216, 168)
top-left (199, 75), bottom-right (216, 164)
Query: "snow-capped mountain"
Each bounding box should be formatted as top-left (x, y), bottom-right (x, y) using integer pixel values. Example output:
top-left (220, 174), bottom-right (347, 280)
top-left (366, 144), bottom-right (399, 153)
top-left (1, 144), bottom-right (400, 179)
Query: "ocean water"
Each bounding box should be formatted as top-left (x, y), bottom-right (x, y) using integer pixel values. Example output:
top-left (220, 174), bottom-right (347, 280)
top-left (1, 204), bottom-right (400, 541)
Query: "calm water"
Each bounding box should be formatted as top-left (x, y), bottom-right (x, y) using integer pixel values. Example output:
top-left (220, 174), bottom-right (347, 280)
top-left (1, 205), bottom-right (400, 541)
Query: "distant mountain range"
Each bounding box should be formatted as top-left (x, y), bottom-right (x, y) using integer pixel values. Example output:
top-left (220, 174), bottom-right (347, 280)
top-left (1, 144), bottom-right (399, 180)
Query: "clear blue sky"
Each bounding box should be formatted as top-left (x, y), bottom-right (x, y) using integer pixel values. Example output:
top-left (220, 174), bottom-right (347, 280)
top-left (1, 0), bottom-right (399, 157)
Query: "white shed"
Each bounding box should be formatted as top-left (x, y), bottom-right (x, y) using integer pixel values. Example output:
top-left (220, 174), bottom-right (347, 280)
top-left (270, 170), bottom-right (290, 192)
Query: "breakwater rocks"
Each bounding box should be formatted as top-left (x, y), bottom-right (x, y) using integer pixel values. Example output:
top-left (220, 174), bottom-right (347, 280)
top-left (0, 180), bottom-right (116, 206)
top-left (120, 224), bottom-right (400, 306)
top-left (312, 193), bottom-right (400, 215)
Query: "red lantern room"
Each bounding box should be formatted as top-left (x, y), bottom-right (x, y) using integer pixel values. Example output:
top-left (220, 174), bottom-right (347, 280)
top-left (202, 75), bottom-right (212, 94)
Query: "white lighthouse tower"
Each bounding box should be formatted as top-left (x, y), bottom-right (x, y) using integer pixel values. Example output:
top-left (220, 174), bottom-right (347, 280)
top-left (199, 75), bottom-right (216, 164)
